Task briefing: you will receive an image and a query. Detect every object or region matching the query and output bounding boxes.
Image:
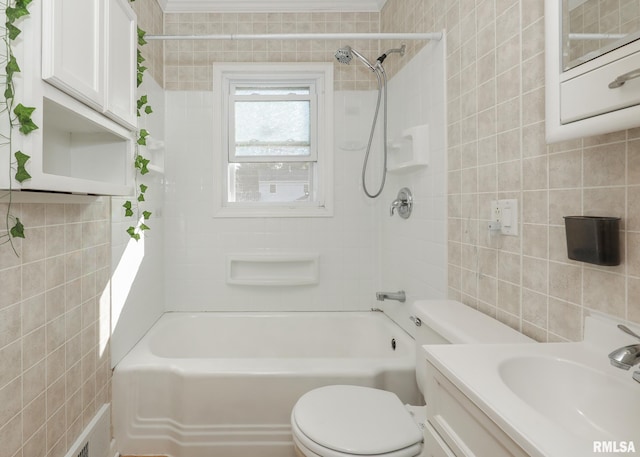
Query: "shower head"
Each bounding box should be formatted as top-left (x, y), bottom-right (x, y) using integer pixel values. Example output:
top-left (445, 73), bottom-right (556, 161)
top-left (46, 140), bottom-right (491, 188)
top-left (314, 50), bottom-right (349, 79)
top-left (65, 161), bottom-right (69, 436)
top-left (334, 46), bottom-right (377, 71)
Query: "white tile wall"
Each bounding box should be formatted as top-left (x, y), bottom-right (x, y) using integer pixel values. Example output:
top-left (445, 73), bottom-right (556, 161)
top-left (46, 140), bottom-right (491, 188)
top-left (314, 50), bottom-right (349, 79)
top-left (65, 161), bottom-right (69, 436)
top-left (376, 40), bottom-right (448, 335)
top-left (111, 76), bottom-right (166, 366)
top-left (162, 44), bottom-right (447, 316)
top-left (163, 89), bottom-right (380, 311)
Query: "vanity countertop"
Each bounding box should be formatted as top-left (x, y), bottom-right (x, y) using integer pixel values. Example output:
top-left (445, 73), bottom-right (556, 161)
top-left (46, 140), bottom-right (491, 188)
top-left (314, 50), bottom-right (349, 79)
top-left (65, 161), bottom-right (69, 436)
top-left (422, 315), bottom-right (640, 457)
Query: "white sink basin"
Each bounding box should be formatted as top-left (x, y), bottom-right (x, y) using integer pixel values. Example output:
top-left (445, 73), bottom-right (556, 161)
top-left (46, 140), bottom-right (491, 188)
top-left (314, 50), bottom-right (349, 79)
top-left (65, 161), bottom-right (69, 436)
top-left (499, 356), bottom-right (640, 440)
top-left (422, 315), bottom-right (640, 457)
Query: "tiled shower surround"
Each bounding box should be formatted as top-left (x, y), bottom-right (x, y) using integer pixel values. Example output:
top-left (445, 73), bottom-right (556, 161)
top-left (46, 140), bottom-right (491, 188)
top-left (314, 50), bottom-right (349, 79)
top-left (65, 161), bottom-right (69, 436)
top-left (158, 0), bottom-right (640, 341)
top-left (0, 200), bottom-right (111, 457)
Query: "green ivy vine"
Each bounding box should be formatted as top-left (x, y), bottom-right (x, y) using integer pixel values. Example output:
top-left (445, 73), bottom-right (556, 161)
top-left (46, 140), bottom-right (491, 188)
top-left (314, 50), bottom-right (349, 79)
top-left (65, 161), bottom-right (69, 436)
top-left (1, 0), bottom-right (37, 254)
top-left (123, 22), bottom-right (152, 241)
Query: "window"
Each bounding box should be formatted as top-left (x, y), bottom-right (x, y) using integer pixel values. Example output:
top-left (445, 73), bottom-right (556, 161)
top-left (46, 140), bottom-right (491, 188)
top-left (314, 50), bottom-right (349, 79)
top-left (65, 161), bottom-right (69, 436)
top-left (213, 63), bottom-right (333, 217)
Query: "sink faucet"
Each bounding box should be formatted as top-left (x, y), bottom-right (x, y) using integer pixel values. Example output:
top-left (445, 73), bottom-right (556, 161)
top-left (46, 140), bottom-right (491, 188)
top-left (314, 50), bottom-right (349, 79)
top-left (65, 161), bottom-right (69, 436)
top-left (608, 345), bottom-right (640, 370)
top-left (375, 290), bottom-right (406, 303)
top-left (608, 324), bottom-right (640, 383)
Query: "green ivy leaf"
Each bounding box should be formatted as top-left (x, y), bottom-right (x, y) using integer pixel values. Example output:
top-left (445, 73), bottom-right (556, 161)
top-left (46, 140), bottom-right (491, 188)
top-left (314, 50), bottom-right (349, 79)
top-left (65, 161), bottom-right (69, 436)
top-left (14, 151), bottom-right (31, 183)
top-left (137, 128), bottom-right (149, 145)
top-left (142, 211), bottom-right (152, 220)
top-left (10, 218), bottom-right (24, 238)
top-left (14, 103), bottom-right (38, 134)
top-left (5, 54), bottom-right (20, 87)
top-left (140, 183), bottom-right (148, 193)
top-left (6, 22), bottom-right (20, 40)
top-left (137, 27), bottom-right (147, 46)
top-left (137, 193), bottom-right (145, 202)
top-left (122, 201), bottom-right (133, 217)
top-left (144, 105), bottom-right (153, 114)
top-left (134, 155), bottom-right (148, 170)
top-left (137, 95), bottom-right (148, 109)
top-left (6, 55), bottom-right (19, 74)
top-left (137, 49), bottom-right (145, 64)
top-left (126, 226), bottom-right (140, 241)
top-left (139, 223), bottom-right (150, 231)
top-left (5, 6), bottom-right (29, 23)
top-left (14, 103), bottom-right (35, 118)
top-left (139, 160), bottom-right (150, 175)
top-left (4, 84), bottom-right (14, 100)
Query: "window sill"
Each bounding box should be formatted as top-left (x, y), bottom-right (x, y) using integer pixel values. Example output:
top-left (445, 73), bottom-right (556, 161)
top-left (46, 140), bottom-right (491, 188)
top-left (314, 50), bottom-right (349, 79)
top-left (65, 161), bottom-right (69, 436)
top-left (213, 204), bottom-right (333, 218)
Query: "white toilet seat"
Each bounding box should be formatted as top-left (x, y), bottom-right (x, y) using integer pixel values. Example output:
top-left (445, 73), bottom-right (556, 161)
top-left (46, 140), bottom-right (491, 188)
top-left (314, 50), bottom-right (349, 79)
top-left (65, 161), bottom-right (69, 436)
top-left (291, 385), bottom-right (423, 457)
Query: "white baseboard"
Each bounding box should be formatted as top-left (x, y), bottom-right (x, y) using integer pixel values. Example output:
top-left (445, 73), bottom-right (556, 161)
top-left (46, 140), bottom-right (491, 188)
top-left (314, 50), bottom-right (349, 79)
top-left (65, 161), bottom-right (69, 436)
top-left (110, 438), bottom-right (120, 457)
top-left (63, 404), bottom-right (111, 457)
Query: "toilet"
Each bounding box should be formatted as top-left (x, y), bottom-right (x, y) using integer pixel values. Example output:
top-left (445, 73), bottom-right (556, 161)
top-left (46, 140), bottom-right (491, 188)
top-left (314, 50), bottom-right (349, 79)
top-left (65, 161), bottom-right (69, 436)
top-left (290, 299), bottom-right (533, 457)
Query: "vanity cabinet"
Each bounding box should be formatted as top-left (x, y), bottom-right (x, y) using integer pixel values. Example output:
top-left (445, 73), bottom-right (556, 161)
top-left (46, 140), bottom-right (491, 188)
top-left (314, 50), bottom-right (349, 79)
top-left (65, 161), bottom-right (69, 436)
top-left (0, 0), bottom-right (136, 195)
top-left (423, 361), bottom-right (528, 457)
top-left (545, 0), bottom-right (640, 142)
top-left (42, 0), bottom-right (137, 129)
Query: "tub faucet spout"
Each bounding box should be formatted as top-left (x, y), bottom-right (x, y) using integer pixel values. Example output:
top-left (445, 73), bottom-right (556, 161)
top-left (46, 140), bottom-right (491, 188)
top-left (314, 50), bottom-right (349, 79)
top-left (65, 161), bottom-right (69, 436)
top-left (376, 290), bottom-right (406, 303)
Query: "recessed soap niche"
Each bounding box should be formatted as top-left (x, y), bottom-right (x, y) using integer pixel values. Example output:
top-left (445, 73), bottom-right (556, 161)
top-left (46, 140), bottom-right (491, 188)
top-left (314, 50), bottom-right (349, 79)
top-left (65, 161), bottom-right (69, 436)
top-left (227, 253), bottom-right (320, 286)
top-left (387, 124), bottom-right (429, 172)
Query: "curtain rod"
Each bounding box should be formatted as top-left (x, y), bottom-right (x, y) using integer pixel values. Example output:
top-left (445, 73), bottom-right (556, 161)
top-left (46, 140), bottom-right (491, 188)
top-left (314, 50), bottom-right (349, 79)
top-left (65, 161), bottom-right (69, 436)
top-left (145, 32), bottom-right (443, 41)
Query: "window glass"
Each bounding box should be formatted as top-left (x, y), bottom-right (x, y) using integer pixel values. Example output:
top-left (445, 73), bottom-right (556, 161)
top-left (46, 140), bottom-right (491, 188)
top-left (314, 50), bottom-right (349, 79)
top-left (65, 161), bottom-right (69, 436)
top-left (234, 101), bottom-right (311, 158)
top-left (227, 162), bottom-right (315, 203)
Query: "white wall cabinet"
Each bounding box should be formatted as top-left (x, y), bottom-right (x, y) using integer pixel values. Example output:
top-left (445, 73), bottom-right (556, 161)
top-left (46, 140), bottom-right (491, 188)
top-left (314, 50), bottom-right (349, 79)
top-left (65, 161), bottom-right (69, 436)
top-left (545, 0), bottom-right (640, 142)
top-left (42, 0), bottom-right (137, 129)
top-left (105, 0), bottom-right (137, 128)
top-left (0, 0), bottom-right (136, 195)
top-left (42, 0), bottom-right (103, 111)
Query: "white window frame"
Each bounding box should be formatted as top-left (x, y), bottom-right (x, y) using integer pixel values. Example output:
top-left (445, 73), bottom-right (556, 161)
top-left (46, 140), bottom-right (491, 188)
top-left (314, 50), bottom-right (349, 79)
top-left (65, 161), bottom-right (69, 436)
top-left (213, 62), bottom-right (333, 218)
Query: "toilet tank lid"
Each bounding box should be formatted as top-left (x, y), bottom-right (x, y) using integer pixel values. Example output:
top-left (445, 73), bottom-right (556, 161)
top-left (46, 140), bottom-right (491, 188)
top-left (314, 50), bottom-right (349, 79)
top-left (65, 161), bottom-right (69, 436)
top-left (412, 300), bottom-right (534, 344)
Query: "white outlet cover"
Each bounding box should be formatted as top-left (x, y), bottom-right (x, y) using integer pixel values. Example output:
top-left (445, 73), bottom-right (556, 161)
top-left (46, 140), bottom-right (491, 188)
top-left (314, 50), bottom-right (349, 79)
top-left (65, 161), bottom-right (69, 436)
top-left (489, 199), bottom-right (518, 236)
top-left (498, 199), bottom-right (518, 236)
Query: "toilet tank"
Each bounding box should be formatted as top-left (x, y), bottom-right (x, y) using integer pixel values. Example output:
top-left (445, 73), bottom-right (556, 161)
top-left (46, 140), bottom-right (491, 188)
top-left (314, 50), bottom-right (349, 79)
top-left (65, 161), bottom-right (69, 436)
top-left (411, 300), bottom-right (533, 394)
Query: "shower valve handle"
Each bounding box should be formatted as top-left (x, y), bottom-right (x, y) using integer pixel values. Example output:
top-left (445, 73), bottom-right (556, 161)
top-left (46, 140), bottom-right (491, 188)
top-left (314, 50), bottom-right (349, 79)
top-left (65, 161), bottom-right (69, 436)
top-left (390, 188), bottom-right (413, 219)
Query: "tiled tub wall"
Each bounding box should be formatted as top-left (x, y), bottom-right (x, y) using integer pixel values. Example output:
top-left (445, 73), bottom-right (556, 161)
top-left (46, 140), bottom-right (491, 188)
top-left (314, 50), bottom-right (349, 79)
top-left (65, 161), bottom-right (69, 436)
top-left (163, 11), bottom-right (382, 90)
top-left (0, 200), bottom-right (111, 457)
top-left (382, 0), bottom-right (640, 341)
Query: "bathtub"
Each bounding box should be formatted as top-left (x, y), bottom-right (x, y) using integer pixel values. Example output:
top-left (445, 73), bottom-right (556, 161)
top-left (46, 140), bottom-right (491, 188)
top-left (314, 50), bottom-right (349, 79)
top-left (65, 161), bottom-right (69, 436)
top-left (113, 311), bottom-right (419, 457)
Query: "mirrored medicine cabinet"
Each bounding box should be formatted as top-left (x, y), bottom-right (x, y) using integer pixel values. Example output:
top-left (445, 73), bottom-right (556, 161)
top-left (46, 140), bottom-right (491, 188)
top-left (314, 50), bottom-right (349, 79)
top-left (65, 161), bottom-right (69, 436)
top-left (545, 0), bottom-right (640, 142)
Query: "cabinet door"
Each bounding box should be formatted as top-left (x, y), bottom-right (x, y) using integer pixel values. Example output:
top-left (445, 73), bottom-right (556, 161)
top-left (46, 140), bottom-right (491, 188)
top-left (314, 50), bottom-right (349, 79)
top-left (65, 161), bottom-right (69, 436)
top-left (42, 0), bottom-right (105, 110)
top-left (105, 0), bottom-right (137, 129)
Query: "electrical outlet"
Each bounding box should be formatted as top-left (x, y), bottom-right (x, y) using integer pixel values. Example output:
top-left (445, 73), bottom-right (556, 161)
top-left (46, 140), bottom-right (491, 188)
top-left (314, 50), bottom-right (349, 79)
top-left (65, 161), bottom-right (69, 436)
top-left (489, 199), bottom-right (518, 236)
top-left (489, 200), bottom-right (502, 231)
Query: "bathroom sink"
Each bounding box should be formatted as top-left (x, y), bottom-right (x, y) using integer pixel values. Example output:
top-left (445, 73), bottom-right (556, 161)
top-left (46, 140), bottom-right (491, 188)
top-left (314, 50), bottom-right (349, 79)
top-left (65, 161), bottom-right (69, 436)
top-left (498, 356), bottom-right (640, 440)
top-left (422, 314), bottom-right (640, 457)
